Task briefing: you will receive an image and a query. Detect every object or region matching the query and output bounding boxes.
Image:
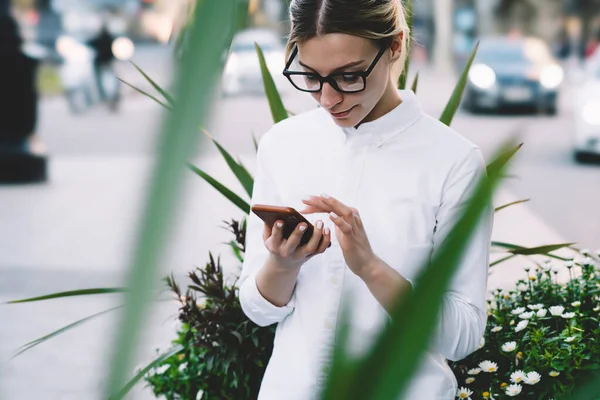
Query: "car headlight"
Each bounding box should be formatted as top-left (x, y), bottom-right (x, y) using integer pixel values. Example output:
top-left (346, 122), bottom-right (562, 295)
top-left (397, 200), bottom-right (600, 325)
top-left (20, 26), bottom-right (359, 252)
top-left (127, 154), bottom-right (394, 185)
top-left (112, 37), bottom-right (135, 61)
top-left (225, 53), bottom-right (238, 74)
top-left (469, 64), bottom-right (496, 89)
top-left (582, 101), bottom-right (600, 125)
top-left (540, 64), bottom-right (564, 89)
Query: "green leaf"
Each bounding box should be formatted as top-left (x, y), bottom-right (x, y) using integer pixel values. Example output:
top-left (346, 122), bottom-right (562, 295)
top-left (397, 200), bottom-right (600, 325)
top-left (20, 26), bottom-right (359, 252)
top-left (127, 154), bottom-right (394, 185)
top-left (113, 345), bottom-right (184, 399)
top-left (509, 243), bottom-right (577, 256)
top-left (490, 254), bottom-right (517, 267)
top-left (13, 306), bottom-right (122, 357)
top-left (231, 331), bottom-right (243, 344)
top-left (252, 132), bottom-right (259, 153)
top-left (118, 79), bottom-right (174, 111)
top-left (495, 199), bottom-right (530, 212)
top-left (486, 143), bottom-right (522, 178)
top-left (7, 288), bottom-right (127, 304)
top-left (410, 72), bottom-right (419, 94)
top-left (103, 1), bottom-right (241, 398)
top-left (130, 61), bottom-right (175, 106)
top-left (397, 0), bottom-right (412, 89)
top-left (203, 132), bottom-right (254, 197)
top-left (229, 240), bottom-right (244, 263)
top-left (255, 43), bottom-right (288, 123)
top-left (321, 138), bottom-right (518, 399)
top-left (439, 41), bottom-right (479, 126)
top-left (492, 241), bottom-right (571, 262)
top-left (567, 370), bottom-right (600, 400)
top-left (188, 163), bottom-right (250, 214)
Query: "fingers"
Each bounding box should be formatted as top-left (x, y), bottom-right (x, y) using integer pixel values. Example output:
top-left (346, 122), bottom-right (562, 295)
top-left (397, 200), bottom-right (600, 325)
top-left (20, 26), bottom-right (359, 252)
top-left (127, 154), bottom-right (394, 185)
top-left (313, 225), bottom-right (332, 255)
top-left (280, 222), bottom-right (308, 256)
top-left (301, 196), bottom-right (330, 214)
top-left (264, 220), bottom-right (284, 251)
top-left (329, 212), bottom-right (353, 234)
top-left (300, 220), bottom-right (325, 256)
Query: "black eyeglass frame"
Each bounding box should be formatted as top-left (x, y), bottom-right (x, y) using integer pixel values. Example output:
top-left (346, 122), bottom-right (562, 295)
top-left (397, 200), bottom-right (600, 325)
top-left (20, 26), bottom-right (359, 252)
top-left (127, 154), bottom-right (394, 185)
top-left (282, 45), bottom-right (388, 93)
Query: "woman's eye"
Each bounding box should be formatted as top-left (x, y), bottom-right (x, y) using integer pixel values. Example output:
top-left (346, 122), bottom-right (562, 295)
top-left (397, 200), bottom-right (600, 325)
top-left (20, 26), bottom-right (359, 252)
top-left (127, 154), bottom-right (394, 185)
top-left (342, 74), bottom-right (360, 83)
top-left (305, 74), bottom-right (319, 83)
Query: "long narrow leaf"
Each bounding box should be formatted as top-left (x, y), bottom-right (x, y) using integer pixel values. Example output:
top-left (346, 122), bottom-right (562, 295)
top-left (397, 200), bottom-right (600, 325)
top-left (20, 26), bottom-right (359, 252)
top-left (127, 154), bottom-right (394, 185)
top-left (568, 371), bottom-right (600, 400)
top-left (7, 288), bottom-right (127, 304)
top-left (494, 198), bottom-right (530, 212)
top-left (439, 41), bottom-right (479, 126)
top-left (252, 132), bottom-right (259, 153)
top-left (113, 345), bottom-right (184, 398)
top-left (411, 72), bottom-right (419, 94)
top-left (103, 2), bottom-right (241, 398)
top-left (322, 139), bottom-right (518, 399)
top-left (188, 163), bottom-right (250, 214)
top-left (202, 130), bottom-right (254, 197)
top-left (118, 78), bottom-right (173, 110)
top-left (509, 243), bottom-right (576, 256)
top-left (13, 306), bottom-right (123, 357)
top-left (397, 0), bottom-right (413, 89)
top-left (255, 43), bottom-right (288, 123)
top-left (492, 241), bottom-right (570, 262)
top-left (490, 254), bottom-right (517, 267)
top-left (486, 143), bottom-right (522, 178)
top-left (130, 61), bottom-right (176, 106)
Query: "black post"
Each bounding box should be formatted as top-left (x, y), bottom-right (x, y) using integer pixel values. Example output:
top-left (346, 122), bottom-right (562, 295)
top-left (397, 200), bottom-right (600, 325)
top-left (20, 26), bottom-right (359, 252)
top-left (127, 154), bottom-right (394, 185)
top-left (0, 0), bottom-right (48, 183)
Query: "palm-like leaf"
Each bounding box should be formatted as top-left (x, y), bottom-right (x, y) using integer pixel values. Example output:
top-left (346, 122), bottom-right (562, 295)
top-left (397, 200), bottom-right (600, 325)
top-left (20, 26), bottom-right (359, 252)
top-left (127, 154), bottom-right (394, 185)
top-left (188, 163), bottom-right (250, 214)
top-left (397, 0), bottom-right (413, 89)
top-left (130, 61), bottom-right (176, 106)
top-left (410, 72), bottom-right (419, 94)
top-left (495, 199), bottom-right (530, 213)
top-left (255, 43), bottom-right (288, 123)
top-left (7, 288), bottom-right (127, 304)
top-left (118, 78), bottom-right (173, 110)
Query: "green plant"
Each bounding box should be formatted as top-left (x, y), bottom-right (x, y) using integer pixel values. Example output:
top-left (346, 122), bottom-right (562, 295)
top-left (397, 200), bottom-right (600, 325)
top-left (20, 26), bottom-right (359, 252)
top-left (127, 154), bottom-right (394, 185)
top-left (450, 252), bottom-right (600, 399)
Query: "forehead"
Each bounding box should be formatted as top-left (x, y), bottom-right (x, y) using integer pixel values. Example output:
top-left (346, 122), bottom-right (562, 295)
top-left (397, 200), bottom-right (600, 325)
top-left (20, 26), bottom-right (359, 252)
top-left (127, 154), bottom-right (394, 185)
top-left (296, 34), bottom-right (377, 74)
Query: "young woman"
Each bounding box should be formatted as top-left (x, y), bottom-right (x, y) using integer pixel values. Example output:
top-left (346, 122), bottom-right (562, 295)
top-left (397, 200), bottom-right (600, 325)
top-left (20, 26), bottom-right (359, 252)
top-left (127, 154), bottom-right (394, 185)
top-left (239, 1), bottom-right (493, 398)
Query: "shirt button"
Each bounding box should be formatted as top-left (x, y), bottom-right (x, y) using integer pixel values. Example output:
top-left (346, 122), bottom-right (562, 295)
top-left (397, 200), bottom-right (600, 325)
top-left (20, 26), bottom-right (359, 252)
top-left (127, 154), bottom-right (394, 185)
top-left (329, 276), bottom-right (340, 285)
top-left (324, 319), bottom-right (334, 330)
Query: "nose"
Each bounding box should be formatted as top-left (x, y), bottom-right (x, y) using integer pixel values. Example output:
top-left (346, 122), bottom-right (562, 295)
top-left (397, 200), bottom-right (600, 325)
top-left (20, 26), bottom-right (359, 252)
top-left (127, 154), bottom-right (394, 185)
top-left (319, 82), bottom-right (342, 110)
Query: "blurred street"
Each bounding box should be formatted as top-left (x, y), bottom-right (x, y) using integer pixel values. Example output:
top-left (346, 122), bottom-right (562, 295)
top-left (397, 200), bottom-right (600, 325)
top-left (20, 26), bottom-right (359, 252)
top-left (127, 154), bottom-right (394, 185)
top-left (1, 41), bottom-right (599, 399)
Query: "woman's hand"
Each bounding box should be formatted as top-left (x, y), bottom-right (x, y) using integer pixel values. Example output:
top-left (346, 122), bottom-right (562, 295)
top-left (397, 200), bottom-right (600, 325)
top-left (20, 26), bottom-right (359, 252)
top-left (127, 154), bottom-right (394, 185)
top-left (262, 218), bottom-right (331, 270)
top-left (300, 194), bottom-right (378, 277)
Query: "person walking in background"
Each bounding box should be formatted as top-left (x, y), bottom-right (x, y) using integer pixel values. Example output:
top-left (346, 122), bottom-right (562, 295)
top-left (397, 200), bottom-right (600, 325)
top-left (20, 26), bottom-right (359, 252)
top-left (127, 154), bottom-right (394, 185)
top-left (87, 23), bottom-right (119, 109)
top-left (238, 0), bottom-right (494, 399)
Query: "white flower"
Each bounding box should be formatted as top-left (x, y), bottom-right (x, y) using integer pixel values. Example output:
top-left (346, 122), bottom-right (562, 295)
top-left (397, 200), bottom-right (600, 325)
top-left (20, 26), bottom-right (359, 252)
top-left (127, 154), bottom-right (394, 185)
top-left (505, 384), bottom-right (522, 397)
top-left (510, 370), bottom-right (527, 384)
top-left (525, 371), bottom-right (542, 385)
top-left (456, 387), bottom-right (473, 399)
top-left (580, 248), bottom-right (590, 256)
top-left (178, 362), bottom-right (188, 372)
top-left (565, 260), bottom-right (575, 268)
top-left (549, 306), bottom-right (565, 316)
top-left (196, 389), bottom-right (204, 400)
top-left (561, 312), bottom-right (576, 319)
top-left (502, 341), bottom-right (517, 352)
top-left (517, 282), bottom-right (529, 291)
top-left (527, 303), bottom-right (544, 310)
top-left (512, 307), bottom-right (526, 315)
top-left (565, 336), bottom-right (577, 342)
top-left (515, 320), bottom-right (529, 332)
top-left (519, 311), bottom-right (535, 319)
top-left (465, 377), bottom-right (475, 384)
top-left (537, 308), bottom-right (548, 318)
top-left (467, 368), bottom-right (481, 375)
top-left (479, 337), bottom-right (485, 348)
top-left (155, 364), bottom-right (170, 375)
top-left (478, 360), bottom-right (499, 373)
top-left (542, 261), bottom-right (553, 271)
top-left (549, 371), bottom-right (560, 377)
top-left (491, 326), bottom-right (503, 333)
top-left (572, 301), bottom-right (581, 307)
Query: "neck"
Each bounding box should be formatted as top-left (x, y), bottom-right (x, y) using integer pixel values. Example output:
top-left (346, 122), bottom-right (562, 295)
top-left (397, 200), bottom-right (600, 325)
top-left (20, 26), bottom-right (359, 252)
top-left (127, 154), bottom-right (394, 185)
top-left (361, 81), bottom-right (402, 124)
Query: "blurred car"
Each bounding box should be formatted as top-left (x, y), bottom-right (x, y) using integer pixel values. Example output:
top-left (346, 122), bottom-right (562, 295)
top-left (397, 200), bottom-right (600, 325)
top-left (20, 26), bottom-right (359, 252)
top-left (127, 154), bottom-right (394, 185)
top-left (222, 28), bottom-right (288, 96)
top-left (462, 36), bottom-right (564, 114)
top-left (572, 53), bottom-right (600, 162)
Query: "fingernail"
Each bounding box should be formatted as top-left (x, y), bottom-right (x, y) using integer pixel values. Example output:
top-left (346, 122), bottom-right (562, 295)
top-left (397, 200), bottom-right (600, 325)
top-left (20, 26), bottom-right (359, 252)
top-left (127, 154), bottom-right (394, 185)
top-left (330, 212), bottom-right (338, 219)
top-left (299, 224), bottom-right (307, 232)
top-left (316, 220), bottom-right (323, 229)
top-left (321, 193), bottom-right (330, 199)
top-left (324, 227), bottom-right (330, 235)
top-left (303, 196), bottom-right (313, 202)
top-left (276, 222), bottom-right (283, 228)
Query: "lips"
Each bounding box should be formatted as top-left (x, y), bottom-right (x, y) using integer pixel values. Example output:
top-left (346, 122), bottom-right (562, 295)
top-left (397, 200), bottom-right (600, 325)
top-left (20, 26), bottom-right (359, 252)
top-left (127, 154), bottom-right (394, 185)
top-left (330, 105), bottom-right (356, 119)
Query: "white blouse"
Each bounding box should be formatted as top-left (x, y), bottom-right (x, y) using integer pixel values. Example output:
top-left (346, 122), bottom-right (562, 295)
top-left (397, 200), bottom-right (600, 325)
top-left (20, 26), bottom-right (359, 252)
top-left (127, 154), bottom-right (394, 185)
top-left (239, 90), bottom-right (494, 400)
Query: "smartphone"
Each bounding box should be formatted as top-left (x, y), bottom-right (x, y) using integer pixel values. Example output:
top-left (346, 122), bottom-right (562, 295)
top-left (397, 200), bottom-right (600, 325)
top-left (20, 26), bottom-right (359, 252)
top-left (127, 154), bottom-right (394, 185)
top-left (251, 204), bottom-right (314, 246)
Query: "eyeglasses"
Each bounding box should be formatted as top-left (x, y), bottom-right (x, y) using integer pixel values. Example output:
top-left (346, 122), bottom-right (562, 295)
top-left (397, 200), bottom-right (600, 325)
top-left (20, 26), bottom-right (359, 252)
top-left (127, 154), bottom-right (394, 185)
top-left (282, 45), bottom-right (387, 93)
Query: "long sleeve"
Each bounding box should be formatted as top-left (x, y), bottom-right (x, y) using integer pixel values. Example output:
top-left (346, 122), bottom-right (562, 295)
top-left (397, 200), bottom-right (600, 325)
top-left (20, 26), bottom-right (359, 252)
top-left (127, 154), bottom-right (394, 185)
top-left (428, 147), bottom-right (494, 361)
top-left (238, 133), bottom-right (296, 327)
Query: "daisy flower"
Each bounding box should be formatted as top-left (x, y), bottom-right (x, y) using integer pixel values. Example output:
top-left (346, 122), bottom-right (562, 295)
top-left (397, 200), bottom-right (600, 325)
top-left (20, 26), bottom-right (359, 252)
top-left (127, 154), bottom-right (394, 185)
top-left (515, 320), bottom-right (528, 332)
top-left (549, 306), bottom-right (564, 316)
top-left (565, 336), bottom-right (577, 343)
top-left (510, 370), bottom-right (527, 384)
top-left (549, 371), bottom-right (560, 377)
top-left (527, 304), bottom-right (544, 310)
top-left (178, 362), bottom-right (188, 372)
top-left (565, 260), bottom-right (575, 268)
top-left (572, 301), bottom-right (581, 307)
top-left (519, 311), bottom-right (534, 319)
top-left (467, 368), bottom-right (481, 375)
top-left (491, 326), bottom-right (503, 333)
top-left (502, 341), bottom-right (517, 352)
top-left (525, 371), bottom-right (541, 385)
top-left (478, 361), bottom-right (498, 373)
top-left (155, 364), bottom-right (170, 375)
top-left (561, 312), bottom-right (576, 319)
top-left (479, 337), bottom-right (485, 348)
top-left (580, 248), bottom-right (590, 256)
top-left (465, 377), bottom-right (475, 384)
top-left (537, 308), bottom-right (548, 318)
top-left (456, 387), bottom-right (473, 399)
top-left (505, 384), bottom-right (522, 397)
top-left (196, 390), bottom-right (204, 400)
top-left (511, 307), bottom-right (526, 315)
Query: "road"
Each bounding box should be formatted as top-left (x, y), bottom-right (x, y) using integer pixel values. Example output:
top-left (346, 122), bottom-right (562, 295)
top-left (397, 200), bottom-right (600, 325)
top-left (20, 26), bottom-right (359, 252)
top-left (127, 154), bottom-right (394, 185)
top-left (0, 43), bottom-right (598, 399)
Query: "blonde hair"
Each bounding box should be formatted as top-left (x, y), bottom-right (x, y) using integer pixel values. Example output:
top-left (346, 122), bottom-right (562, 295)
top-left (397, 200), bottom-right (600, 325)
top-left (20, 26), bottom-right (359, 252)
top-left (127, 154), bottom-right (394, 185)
top-left (286, 0), bottom-right (410, 78)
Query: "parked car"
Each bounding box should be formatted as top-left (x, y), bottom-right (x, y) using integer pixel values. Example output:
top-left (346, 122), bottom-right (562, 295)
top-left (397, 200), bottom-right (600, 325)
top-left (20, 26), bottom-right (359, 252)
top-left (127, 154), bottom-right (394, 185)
top-left (222, 28), bottom-right (288, 96)
top-left (462, 36), bottom-right (564, 114)
top-left (572, 54), bottom-right (600, 162)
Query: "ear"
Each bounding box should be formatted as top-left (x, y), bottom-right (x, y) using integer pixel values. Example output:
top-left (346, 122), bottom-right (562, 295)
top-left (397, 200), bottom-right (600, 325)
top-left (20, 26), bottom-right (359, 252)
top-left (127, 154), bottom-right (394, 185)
top-left (389, 32), bottom-right (404, 62)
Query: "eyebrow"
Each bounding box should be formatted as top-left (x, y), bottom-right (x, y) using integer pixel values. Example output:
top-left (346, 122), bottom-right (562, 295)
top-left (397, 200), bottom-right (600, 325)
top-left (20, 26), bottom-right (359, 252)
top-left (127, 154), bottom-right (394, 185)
top-left (298, 59), bottom-right (366, 73)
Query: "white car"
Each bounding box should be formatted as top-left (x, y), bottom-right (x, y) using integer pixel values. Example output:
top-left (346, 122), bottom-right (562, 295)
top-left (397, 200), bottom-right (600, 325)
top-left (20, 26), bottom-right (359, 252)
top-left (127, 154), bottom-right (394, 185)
top-left (572, 52), bottom-right (600, 162)
top-left (222, 28), bottom-right (288, 96)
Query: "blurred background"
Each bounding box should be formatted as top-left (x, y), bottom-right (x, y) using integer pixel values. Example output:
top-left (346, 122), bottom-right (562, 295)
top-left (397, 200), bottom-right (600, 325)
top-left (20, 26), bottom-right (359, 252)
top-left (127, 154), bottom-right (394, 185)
top-left (1, 0), bottom-right (600, 398)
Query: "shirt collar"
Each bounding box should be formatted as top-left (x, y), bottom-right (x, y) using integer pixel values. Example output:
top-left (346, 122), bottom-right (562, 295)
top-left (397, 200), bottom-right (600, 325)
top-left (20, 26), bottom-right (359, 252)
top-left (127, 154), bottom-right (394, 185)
top-left (340, 89), bottom-right (423, 147)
